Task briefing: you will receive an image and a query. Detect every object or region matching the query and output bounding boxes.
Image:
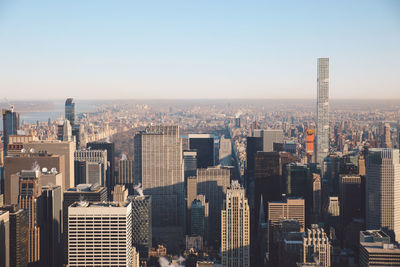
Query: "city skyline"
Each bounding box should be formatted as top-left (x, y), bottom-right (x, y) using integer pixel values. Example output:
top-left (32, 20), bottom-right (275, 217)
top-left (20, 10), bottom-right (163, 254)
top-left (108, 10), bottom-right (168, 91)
top-left (0, 1), bottom-right (399, 99)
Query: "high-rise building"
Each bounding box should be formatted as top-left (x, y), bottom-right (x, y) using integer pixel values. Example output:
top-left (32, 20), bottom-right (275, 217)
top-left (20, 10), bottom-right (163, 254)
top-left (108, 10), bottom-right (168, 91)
top-left (268, 198), bottom-right (305, 232)
top-left (2, 107), bottom-right (19, 156)
top-left (87, 141), bottom-right (115, 192)
top-left (68, 201), bottom-right (133, 266)
top-left (301, 225), bottom-right (331, 267)
top-left (306, 129), bottom-right (315, 161)
top-left (0, 205), bottom-right (28, 267)
top-left (366, 148), bottom-right (400, 242)
top-left (339, 175), bottom-right (362, 227)
top-left (23, 140), bottom-right (75, 190)
top-left (65, 98), bottom-right (75, 125)
top-left (316, 58), bottom-right (329, 166)
top-left (117, 158), bottom-right (134, 192)
top-left (4, 151), bottom-right (65, 205)
top-left (383, 123), bottom-right (393, 148)
top-left (0, 210), bottom-right (10, 267)
top-left (190, 195), bottom-right (209, 240)
top-left (219, 137), bottom-right (232, 166)
top-left (128, 195), bottom-right (152, 259)
top-left (57, 119), bottom-right (73, 142)
top-left (221, 181), bottom-right (250, 267)
top-left (63, 184), bottom-right (108, 263)
top-left (189, 134), bottom-right (215, 168)
top-left (18, 170), bottom-right (42, 265)
top-left (359, 230), bottom-right (400, 267)
top-left (183, 150), bottom-right (197, 179)
top-left (134, 125), bottom-right (184, 242)
top-left (74, 148), bottom-right (108, 186)
top-left (312, 173), bottom-right (322, 218)
top-left (112, 184), bottom-right (128, 202)
top-left (40, 185), bottom-right (62, 267)
top-left (196, 166), bottom-right (231, 246)
top-left (253, 129), bottom-right (284, 152)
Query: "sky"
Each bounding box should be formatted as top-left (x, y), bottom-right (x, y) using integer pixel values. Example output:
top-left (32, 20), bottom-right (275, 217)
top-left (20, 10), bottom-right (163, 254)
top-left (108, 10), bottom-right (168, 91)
top-left (0, 0), bottom-right (399, 100)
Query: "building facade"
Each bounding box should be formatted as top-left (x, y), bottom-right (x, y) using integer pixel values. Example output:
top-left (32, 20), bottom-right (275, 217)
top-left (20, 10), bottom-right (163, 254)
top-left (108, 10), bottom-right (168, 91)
top-left (316, 58), bottom-right (329, 166)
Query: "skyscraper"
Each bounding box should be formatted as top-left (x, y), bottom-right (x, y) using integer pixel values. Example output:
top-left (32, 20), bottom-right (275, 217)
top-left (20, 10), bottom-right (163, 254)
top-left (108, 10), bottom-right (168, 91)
top-left (128, 195), bottom-right (152, 259)
top-left (221, 181), bottom-right (250, 267)
top-left (268, 198), bottom-right (305, 232)
top-left (63, 184), bottom-right (108, 263)
top-left (68, 201), bottom-right (133, 266)
top-left (339, 175), bottom-right (362, 227)
top-left (2, 108), bottom-right (19, 156)
top-left (87, 141), bottom-right (115, 192)
top-left (112, 184), bottom-right (128, 202)
top-left (18, 170), bottom-right (42, 265)
top-left (366, 148), bottom-right (400, 242)
top-left (189, 134), bottom-right (215, 168)
top-left (316, 58), bottom-right (329, 166)
top-left (0, 205), bottom-right (28, 267)
top-left (196, 166), bottom-right (231, 246)
top-left (74, 148), bottom-right (108, 186)
top-left (134, 125), bottom-right (184, 232)
top-left (117, 158), bottom-right (134, 192)
top-left (183, 150), bottom-right (197, 179)
top-left (65, 98), bottom-right (75, 125)
top-left (219, 137), bottom-right (232, 166)
top-left (0, 210), bottom-right (10, 267)
top-left (40, 185), bottom-right (62, 267)
top-left (301, 225), bottom-right (331, 267)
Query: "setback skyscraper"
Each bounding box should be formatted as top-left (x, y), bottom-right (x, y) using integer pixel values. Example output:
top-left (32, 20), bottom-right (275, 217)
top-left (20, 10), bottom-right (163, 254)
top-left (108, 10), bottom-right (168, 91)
top-left (221, 181), bottom-right (250, 267)
top-left (316, 58), bottom-right (329, 166)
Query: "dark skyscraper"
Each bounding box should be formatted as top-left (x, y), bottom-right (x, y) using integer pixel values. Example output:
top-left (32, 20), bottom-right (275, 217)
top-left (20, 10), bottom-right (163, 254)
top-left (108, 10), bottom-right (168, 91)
top-left (2, 108), bottom-right (19, 157)
top-left (87, 141), bottom-right (115, 193)
top-left (128, 195), bottom-right (152, 259)
top-left (183, 150), bottom-right (197, 180)
top-left (41, 185), bottom-right (62, 267)
top-left (65, 98), bottom-right (75, 125)
top-left (0, 205), bottom-right (28, 267)
top-left (189, 134), bottom-right (214, 168)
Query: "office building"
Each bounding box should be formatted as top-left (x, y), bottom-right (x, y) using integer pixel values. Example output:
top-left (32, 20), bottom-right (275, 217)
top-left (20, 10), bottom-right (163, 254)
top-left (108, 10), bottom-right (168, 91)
top-left (183, 150), bottom-right (197, 179)
top-left (68, 201), bottom-right (133, 266)
top-left (87, 141), bottom-right (115, 192)
top-left (117, 158), bottom-right (134, 192)
top-left (221, 181), bottom-right (250, 267)
top-left (316, 58), bottom-right (329, 166)
top-left (74, 148), bottom-right (108, 186)
top-left (41, 185), bottom-right (62, 267)
top-left (196, 166), bottom-right (231, 246)
top-left (65, 98), bottom-right (75, 125)
top-left (366, 148), bottom-right (400, 242)
top-left (57, 119), bottom-right (73, 142)
top-left (191, 195), bottom-right (209, 240)
top-left (254, 129), bottom-right (284, 152)
top-left (382, 123), bottom-right (392, 148)
top-left (339, 175), bottom-right (362, 227)
top-left (128, 195), bottom-right (152, 259)
top-left (0, 205), bottom-right (28, 267)
top-left (113, 184), bottom-right (128, 202)
top-left (301, 225), bottom-right (331, 267)
top-left (359, 230), bottom-right (400, 267)
top-left (134, 125), bottom-right (184, 250)
top-left (23, 140), bottom-right (75, 190)
top-left (268, 198), bottom-right (305, 231)
top-left (2, 107), bottom-right (19, 156)
top-left (278, 231), bottom-right (304, 267)
top-left (312, 173), bottom-right (322, 217)
top-left (63, 184), bottom-right (108, 262)
top-left (0, 210), bottom-right (10, 267)
top-left (4, 151), bottom-right (65, 205)
top-left (219, 137), bottom-right (232, 166)
top-left (18, 170), bottom-right (42, 265)
top-left (189, 134), bottom-right (215, 168)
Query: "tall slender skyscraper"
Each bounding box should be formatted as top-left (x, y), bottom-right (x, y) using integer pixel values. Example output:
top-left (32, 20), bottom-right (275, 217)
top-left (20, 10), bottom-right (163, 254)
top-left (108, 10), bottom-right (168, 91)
top-left (221, 181), bottom-right (250, 267)
top-left (366, 148), bottom-right (400, 242)
top-left (316, 58), bottom-right (329, 166)
top-left (2, 108), bottom-right (19, 157)
top-left (65, 98), bottom-right (75, 125)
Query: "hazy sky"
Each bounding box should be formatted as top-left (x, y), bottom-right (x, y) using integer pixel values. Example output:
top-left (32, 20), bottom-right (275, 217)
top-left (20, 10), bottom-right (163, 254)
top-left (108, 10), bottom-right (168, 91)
top-left (0, 0), bottom-right (399, 99)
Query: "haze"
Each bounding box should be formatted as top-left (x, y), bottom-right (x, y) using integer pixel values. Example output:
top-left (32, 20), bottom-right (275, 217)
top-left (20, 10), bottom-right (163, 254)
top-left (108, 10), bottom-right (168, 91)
top-left (0, 0), bottom-right (399, 99)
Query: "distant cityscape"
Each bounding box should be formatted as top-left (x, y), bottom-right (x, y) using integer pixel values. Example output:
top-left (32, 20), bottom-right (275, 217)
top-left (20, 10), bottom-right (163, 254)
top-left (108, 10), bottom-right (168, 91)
top-left (1, 58), bottom-right (400, 267)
